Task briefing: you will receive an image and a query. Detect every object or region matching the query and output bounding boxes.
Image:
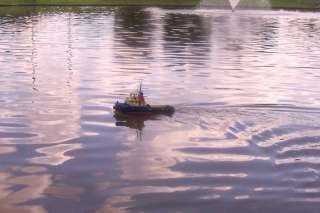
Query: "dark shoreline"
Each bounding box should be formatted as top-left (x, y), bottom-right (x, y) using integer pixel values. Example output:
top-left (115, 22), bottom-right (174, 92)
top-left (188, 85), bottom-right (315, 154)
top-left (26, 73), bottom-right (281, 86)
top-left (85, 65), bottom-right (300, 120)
top-left (0, 0), bottom-right (319, 10)
top-left (0, 5), bottom-right (319, 11)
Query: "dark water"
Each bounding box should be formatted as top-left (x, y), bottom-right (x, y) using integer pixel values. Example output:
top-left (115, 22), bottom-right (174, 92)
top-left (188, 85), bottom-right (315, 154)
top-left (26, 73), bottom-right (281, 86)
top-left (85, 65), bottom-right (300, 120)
top-left (1, 6), bottom-right (320, 213)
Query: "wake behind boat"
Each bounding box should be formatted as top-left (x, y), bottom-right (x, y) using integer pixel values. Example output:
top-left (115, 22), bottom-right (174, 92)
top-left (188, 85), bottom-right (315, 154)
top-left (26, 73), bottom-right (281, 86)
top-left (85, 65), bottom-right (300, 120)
top-left (113, 83), bottom-right (174, 116)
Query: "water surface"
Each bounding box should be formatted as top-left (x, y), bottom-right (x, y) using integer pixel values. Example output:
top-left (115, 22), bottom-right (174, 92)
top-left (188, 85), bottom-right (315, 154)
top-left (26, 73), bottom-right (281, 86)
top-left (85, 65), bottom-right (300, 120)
top-left (1, 6), bottom-right (320, 213)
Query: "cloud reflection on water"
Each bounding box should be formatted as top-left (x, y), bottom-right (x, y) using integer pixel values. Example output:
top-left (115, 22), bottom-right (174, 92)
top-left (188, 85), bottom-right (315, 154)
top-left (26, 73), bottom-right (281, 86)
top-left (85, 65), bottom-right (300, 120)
top-left (0, 170), bottom-right (50, 213)
top-left (1, 6), bottom-right (320, 213)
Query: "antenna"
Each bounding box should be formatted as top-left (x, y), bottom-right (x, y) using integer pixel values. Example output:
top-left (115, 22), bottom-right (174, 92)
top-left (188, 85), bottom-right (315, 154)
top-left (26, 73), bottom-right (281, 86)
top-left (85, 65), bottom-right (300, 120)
top-left (139, 80), bottom-right (143, 94)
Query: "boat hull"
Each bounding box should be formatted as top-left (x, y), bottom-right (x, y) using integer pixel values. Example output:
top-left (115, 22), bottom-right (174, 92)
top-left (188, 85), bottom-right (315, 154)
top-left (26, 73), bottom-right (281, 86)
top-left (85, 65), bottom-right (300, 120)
top-left (113, 102), bottom-right (174, 116)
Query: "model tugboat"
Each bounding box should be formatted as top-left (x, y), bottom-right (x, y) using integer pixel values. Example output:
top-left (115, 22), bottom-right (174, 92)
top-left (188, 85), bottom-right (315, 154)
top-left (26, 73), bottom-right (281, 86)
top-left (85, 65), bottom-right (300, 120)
top-left (113, 82), bottom-right (174, 116)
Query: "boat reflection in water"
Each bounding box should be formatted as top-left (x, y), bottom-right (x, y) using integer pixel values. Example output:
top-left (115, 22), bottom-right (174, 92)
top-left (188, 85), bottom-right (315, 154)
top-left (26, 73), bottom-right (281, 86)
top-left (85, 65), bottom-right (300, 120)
top-left (113, 110), bottom-right (174, 140)
top-left (114, 112), bottom-right (152, 131)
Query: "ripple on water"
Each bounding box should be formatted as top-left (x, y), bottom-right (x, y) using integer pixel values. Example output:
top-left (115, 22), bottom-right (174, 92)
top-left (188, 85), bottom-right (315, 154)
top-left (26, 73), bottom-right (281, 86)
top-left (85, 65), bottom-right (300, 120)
top-left (1, 6), bottom-right (320, 213)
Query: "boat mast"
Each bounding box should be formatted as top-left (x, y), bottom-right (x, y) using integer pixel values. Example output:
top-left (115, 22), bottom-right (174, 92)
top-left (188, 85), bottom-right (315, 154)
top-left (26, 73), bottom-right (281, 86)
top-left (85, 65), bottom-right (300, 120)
top-left (139, 81), bottom-right (143, 94)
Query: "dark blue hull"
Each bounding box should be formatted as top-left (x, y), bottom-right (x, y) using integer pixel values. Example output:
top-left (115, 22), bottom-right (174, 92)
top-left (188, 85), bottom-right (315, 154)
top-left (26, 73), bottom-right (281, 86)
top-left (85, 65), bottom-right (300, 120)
top-left (113, 102), bottom-right (174, 116)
